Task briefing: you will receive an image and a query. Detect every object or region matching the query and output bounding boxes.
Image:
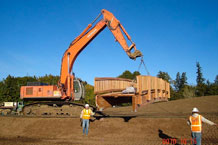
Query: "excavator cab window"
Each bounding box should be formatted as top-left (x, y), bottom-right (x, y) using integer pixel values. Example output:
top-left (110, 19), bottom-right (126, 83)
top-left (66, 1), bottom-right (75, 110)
top-left (73, 79), bottom-right (85, 100)
top-left (74, 81), bottom-right (80, 93)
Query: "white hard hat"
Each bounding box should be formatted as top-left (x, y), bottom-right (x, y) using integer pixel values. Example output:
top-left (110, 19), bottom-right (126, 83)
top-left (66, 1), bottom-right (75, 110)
top-left (85, 104), bottom-right (89, 107)
top-left (192, 107), bottom-right (199, 113)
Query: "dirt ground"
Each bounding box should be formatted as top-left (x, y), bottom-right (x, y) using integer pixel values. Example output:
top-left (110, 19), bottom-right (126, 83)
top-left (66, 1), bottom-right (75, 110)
top-left (0, 95), bottom-right (218, 145)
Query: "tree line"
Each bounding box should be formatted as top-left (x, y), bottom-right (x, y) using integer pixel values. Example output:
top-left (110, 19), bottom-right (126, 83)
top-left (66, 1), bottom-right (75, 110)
top-left (117, 62), bottom-right (218, 100)
top-left (0, 62), bottom-right (217, 104)
top-left (0, 74), bottom-right (96, 106)
top-left (156, 62), bottom-right (218, 100)
top-left (0, 75), bottom-right (60, 102)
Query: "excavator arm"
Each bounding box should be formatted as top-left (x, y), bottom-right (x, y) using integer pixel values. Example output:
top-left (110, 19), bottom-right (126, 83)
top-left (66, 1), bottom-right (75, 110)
top-left (60, 9), bottom-right (142, 99)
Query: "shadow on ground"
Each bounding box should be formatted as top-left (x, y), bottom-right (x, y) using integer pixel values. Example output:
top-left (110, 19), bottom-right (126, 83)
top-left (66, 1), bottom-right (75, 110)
top-left (93, 111), bottom-right (136, 122)
top-left (158, 129), bottom-right (180, 145)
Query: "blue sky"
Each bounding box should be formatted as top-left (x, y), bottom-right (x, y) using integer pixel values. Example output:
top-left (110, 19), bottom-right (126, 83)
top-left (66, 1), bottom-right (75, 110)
top-left (0, 0), bottom-right (217, 85)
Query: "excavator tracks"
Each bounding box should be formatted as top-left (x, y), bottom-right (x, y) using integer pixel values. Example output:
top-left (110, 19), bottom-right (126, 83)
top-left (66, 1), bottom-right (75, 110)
top-left (20, 101), bottom-right (95, 118)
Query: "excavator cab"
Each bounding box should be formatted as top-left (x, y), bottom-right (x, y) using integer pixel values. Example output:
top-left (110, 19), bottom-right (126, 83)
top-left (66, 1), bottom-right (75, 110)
top-left (73, 78), bottom-right (85, 100)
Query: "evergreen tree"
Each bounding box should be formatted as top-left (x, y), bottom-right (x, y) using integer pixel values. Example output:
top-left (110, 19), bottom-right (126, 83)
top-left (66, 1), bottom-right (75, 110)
top-left (118, 70), bottom-right (140, 80)
top-left (38, 74), bottom-right (60, 85)
top-left (206, 80), bottom-right (210, 86)
top-left (180, 72), bottom-right (187, 89)
top-left (132, 71), bottom-right (141, 79)
top-left (196, 62), bottom-right (205, 85)
top-left (157, 71), bottom-right (171, 83)
top-left (118, 70), bottom-right (133, 79)
top-left (0, 81), bottom-right (4, 102)
top-left (196, 62), bottom-right (206, 96)
top-left (214, 75), bottom-right (218, 85)
top-left (174, 72), bottom-right (181, 91)
top-left (204, 78), bottom-right (218, 96)
top-left (1, 75), bottom-right (18, 101)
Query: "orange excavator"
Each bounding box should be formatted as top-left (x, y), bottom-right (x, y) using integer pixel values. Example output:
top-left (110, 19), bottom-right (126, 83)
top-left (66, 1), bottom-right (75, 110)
top-left (19, 9), bottom-right (142, 116)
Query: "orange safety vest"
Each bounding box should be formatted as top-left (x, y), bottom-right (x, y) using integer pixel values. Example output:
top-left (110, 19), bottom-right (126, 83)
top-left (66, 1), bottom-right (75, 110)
top-left (82, 109), bottom-right (92, 120)
top-left (189, 115), bottom-right (202, 132)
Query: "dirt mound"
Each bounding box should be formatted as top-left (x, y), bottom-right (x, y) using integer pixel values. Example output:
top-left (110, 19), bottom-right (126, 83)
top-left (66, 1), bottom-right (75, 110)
top-left (103, 95), bottom-right (218, 117)
top-left (0, 96), bottom-right (218, 145)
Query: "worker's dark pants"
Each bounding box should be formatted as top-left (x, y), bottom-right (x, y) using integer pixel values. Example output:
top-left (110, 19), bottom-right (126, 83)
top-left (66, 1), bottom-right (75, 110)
top-left (191, 132), bottom-right (201, 145)
top-left (82, 119), bottom-right (89, 135)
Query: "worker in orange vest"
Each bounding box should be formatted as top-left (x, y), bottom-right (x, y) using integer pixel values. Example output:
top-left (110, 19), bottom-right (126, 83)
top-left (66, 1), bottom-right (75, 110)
top-left (187, 107), bottom-right (217, 145)
top-left (80, 104), bottom-right (95, 135)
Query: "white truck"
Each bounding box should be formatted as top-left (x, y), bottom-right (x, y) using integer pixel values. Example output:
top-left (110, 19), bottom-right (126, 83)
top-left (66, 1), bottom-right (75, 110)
top-left (0, 102), bottom-right (24, 115)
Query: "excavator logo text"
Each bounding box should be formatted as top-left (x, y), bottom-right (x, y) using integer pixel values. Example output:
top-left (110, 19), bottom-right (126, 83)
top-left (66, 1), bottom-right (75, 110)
top-left (87, 28), bottom-right (97, 38)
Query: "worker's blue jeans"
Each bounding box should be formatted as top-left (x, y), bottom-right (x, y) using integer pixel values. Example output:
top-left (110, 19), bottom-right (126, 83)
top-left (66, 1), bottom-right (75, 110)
top-left (82, 119), bottom-right (89, 135)
top-left (192, 132), bottom-right (201, 145)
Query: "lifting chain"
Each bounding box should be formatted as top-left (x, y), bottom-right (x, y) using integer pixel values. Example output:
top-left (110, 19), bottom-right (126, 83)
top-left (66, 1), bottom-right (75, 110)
top-left (138, 56), bottom-right (150, 76)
